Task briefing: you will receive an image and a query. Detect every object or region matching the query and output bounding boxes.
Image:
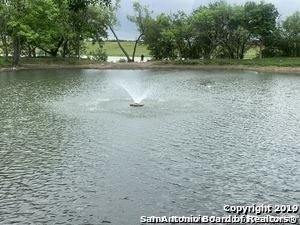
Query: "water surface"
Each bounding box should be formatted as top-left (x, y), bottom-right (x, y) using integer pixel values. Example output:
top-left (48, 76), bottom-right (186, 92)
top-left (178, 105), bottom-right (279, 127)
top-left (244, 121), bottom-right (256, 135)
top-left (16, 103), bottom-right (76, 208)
top-left (0, 69), bottom-right (299, 224)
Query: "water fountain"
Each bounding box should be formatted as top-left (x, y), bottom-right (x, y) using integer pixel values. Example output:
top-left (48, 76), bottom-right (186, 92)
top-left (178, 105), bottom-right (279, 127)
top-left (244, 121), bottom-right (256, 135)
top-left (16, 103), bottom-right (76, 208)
top-left (129, 102), bottom-right (144, 107)
top-left (115, 80), bottom-right (149, 107)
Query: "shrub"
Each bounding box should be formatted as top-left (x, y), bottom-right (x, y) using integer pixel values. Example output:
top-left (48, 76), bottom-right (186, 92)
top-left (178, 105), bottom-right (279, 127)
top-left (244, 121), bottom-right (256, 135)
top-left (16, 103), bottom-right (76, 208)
top-left (89, 49), bottom-right (107, 62)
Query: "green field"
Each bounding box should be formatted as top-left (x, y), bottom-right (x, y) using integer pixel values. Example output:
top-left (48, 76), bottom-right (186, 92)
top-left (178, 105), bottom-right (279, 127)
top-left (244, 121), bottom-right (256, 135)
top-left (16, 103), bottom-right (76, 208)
top-left (244, 47), bottom-right (259, 59)
top-left (85, 41), bottom-right (151, 57)
top-left (86, 41), bottom-right (258, 59)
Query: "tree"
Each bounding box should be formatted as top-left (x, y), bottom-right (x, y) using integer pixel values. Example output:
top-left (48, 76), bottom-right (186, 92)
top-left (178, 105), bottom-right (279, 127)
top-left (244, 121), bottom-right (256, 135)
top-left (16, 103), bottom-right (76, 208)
top-left (127, 1), bottom-right (151, 61)
top-left (86, 5), bottom-right (109, 47)
top-left (189, 3), bottom-right (224, 59)
top-left (0, 0), bottom-right (10, 60)
top-left (23, 0), bottom-right (65, 57)
top-left (143, 13), bottom-right (177, 60)
top-left (8, 0), bottom-right (27, 66)
top-left (215, 4), bottom-right (251, 59)
top-left (244, 1), bottom-right (279, 58)
top-left (282, 11), bottom-right (300, 56)
top-left (169, 11), bottom-right (190, 60)
top-left (67, 0), bottom-right (110, 58)
top-left (106, 0), bottom-right (132, 62)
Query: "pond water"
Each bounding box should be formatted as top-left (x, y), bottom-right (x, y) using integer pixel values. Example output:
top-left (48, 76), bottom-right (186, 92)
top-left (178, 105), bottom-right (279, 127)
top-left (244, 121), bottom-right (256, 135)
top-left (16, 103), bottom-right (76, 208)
top-left (0, 69), bottom-right (299, 224)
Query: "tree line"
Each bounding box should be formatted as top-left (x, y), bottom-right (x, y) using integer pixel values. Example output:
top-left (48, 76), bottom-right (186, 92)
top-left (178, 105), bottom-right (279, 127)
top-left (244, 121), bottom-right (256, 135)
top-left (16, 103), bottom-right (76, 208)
top-left (134, 1), bottom-right (300, 60)
top-left (1, 0), bottom-right (300, 66)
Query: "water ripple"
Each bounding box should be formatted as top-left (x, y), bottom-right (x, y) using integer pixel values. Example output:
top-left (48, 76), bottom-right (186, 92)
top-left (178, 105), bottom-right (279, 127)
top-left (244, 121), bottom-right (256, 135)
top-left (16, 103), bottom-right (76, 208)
top-left (0, 70), bottom-right (299, 224)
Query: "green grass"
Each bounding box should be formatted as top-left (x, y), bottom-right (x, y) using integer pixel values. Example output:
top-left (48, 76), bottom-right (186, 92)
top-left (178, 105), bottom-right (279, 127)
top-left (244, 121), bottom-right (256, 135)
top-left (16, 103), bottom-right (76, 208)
top-left (244, 47), bottom-right (259, 59)
top-left (0, 58), bottom-right (11, 67)
top-left (0, 56), bottom-right (105, 67)
top-left (21, 57), bottom-right (103, 65)
top-left (85, 41), bottom-right (151, 57)
top-left (157, 57), bottom-right (300, 67)
top-left (2, 56), bottom-right (300, 68)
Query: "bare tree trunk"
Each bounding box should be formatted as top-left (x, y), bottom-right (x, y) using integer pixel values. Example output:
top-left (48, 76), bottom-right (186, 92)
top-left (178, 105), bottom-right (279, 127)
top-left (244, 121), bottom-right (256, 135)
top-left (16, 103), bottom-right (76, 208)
top-left (259, 39), bottom-right (263, 59)
top-left (132, 33), bottom-right (143, 62)
top-left (62, 40), bottom-right (68, 58)
top-left (32, 47), bottom-right (36, 58)
top-left (28, 45), bottom-right (32, 58)
top-left (1, 35), bottom-right (9, 60)
top-left (76, 35), bottom-right (80, 59)
top-left (36, 37), bottom-right (63, 57)
top-left (109, 26), bottom-right (132, 62)
top-left (12, 36), bottom-right (21, 67)
top-left (240, 42), bottom-right (246, 59)
top-left (175, 41), bottom-right (183, 60)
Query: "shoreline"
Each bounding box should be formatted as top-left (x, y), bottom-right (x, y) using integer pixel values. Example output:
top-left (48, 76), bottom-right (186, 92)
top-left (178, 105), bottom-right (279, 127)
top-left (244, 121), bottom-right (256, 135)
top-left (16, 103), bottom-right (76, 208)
top-left (1, 62), bottom-right (300, 74)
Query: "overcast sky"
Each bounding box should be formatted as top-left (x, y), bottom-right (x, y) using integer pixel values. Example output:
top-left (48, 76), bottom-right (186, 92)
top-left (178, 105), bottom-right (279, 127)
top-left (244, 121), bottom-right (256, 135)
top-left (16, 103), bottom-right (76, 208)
top-left (108, 0), bottom-right (300, 40)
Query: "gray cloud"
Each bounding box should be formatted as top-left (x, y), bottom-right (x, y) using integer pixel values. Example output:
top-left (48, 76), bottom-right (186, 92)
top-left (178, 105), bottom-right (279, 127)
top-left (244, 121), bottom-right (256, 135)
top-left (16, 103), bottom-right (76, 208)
top-left (109, 0), bottom-right (300, 40)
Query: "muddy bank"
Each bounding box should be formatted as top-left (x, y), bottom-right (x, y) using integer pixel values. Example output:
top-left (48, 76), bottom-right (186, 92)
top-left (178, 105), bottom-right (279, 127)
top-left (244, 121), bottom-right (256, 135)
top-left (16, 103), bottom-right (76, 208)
top-left (1, 62), bottom-right (300, 74)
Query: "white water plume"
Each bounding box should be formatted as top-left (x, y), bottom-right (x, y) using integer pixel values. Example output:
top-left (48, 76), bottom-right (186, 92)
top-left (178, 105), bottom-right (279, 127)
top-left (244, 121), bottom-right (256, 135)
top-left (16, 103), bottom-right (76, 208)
top-left (115, 79), bottom-right (150, 104)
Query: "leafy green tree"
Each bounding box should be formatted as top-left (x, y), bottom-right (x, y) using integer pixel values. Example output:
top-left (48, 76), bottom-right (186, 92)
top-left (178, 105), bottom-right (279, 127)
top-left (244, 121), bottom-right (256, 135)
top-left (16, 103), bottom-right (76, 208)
top-left (190, 2), bottom-right (251, 59)
top-left (143, 13), bottom-right (177, 59)
top-left (24, 0), bottom-right (65, 57)
top-left (282, 11), bottom-right (300, 56)
top-left (244, 1), bottom-right (279, 58)
top-left (169, 11), bottom-right (191, 59)
top-left (189, 3), bottom-right (224, 59)
top-left (0, 0), bottom-right (10, 60)
top-left (216, 4), bottom-right (251, 59)
top-left (8, 0), bottom-right (29, 66)
top-left (67, 0), bottom-right (110, 58)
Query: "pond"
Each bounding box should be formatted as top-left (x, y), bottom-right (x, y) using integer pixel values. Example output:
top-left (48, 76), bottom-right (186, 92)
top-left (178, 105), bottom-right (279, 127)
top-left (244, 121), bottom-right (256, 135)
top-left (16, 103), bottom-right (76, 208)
top-left (0, 69), bottom-right (299, 224)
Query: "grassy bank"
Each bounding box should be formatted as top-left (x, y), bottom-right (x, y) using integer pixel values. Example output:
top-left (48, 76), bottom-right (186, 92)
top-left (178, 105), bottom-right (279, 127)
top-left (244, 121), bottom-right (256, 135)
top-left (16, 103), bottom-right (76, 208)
top-left (1, 57), bottom-right (106, 66)
top-left (2, 56), bottom-right (300, 72)
top-left (2, 57), bottom-right (300, 74)
top-left (156, 57), bottom-right (300, 67)
top-left (85, 41), bottom-right (150, 57)
top-left (20, 57), bottom-right (101, 65)
top-left (0, 58), bottom-right (11, 67)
